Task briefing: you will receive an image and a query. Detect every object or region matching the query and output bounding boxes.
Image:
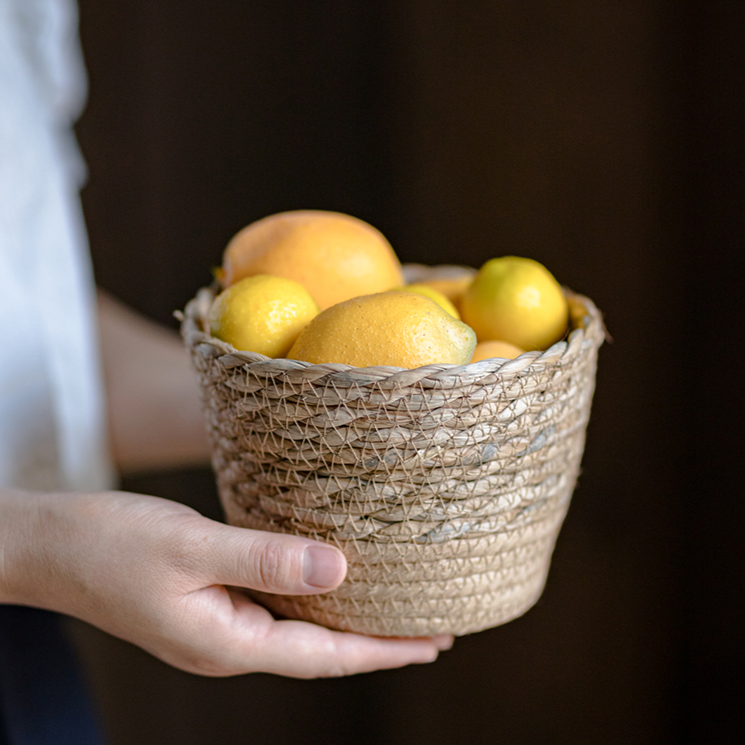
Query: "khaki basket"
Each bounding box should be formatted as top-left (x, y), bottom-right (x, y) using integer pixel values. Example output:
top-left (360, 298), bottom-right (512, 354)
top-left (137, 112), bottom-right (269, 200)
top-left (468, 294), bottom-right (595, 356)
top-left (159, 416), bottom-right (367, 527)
top-left (180, 265), bottom-right (604, 637)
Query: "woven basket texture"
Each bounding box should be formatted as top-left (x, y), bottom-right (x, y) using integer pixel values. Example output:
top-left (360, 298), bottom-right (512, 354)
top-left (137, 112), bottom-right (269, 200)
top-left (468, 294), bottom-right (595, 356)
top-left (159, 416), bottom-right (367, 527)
top-left (181, 266), bottom-right (604, 636)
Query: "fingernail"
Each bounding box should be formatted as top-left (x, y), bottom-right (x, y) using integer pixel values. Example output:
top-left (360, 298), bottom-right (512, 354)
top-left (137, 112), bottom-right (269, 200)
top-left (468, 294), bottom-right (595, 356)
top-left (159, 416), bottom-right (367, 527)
top-left (303, 546), bottom-right (342, 588)
top-left (432, 634), bottom-right (454, 651)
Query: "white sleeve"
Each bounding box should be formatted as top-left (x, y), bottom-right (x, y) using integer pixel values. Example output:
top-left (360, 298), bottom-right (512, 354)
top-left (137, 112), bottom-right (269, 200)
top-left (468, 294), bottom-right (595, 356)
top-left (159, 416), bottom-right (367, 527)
top-left (0, 0), bottom-right (115, 492)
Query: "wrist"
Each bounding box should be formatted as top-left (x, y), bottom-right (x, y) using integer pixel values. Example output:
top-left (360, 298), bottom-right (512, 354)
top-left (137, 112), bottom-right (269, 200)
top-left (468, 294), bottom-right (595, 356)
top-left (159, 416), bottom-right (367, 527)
top-left (0, 487), bottom-right (82, 610)
top-left (0, 487), bottom-right (35, 605)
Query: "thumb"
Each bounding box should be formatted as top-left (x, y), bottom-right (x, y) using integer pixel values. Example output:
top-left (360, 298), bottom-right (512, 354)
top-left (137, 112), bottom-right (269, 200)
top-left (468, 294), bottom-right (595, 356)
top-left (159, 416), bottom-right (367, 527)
top-left (195, 522), bottom-right (347, 595)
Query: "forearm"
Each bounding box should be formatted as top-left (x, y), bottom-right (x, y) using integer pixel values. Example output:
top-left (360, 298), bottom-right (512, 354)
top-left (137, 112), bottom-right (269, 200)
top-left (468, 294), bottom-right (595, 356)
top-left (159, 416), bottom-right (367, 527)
top-left (97, 291), bottom-right (211, 474)
top-left (0, 486), bottom-right (25, 604)
top-left (0, 486), bottom-right (101, 611)
top-left (0, 486), bottom-right (55, 607)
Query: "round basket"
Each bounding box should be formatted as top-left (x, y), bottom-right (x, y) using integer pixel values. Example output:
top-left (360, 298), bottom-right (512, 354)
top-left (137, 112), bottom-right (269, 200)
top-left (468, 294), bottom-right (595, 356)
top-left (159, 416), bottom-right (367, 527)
top-left (180, 266), bottom-right (604, 637)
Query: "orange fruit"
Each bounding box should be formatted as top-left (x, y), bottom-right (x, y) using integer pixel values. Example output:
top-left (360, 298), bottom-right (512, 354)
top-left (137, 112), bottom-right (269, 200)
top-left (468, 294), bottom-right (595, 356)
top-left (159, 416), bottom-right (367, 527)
top-left (470, 340), bottom-right (525, 363)
top-left (222, 210), bottom-right (404, 310)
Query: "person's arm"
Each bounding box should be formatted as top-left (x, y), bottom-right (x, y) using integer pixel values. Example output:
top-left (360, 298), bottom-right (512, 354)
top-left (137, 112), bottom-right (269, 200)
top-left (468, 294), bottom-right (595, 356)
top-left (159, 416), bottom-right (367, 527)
top-left (0, 485), bottom-right (451, 677)
top-left (97, 290), bottom-right (212, 474)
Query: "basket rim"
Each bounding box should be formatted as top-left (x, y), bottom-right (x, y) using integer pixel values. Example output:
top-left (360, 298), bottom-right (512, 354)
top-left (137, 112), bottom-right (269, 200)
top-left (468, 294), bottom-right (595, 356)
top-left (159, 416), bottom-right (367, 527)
top-left (179, 273), bottom-right (605, 382)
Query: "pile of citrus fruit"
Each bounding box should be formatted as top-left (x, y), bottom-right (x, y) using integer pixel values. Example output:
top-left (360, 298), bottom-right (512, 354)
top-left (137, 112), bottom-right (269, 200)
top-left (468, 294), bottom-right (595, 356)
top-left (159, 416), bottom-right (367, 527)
top-left (208, 210), bottom-right (569, 368)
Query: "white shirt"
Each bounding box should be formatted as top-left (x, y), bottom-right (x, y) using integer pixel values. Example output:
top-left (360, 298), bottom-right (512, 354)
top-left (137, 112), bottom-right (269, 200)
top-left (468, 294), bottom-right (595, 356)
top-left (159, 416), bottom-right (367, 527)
top-left (0, 0), bottom-right (114, 491)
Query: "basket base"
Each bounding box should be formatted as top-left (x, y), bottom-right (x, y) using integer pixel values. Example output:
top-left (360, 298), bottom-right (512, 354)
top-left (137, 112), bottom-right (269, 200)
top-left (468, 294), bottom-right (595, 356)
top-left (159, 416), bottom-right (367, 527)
top-left (249, 564), bottom-right (550, 637)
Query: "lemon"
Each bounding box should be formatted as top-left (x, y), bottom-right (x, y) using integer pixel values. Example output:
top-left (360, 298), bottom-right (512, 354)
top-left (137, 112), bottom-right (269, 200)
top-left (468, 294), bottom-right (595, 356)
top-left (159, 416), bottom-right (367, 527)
top-left (222, 210), bottom-right (404, 310)
top-left (397, 283), bottom-right (461, 319)
top-left (461, 257), bottom-right (568, 350)
top-left (470, 340), bottom-right (525, 363)
top-left (418, 276), bottom-right (472, 308)
top-left (288, 291), bottom-right (476, 368)
top-left (208, 275), bottom-right (318, 357)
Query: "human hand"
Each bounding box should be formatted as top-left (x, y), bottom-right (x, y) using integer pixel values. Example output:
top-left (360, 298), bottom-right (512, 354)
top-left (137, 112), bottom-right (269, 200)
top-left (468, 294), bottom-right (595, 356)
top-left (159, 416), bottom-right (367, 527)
top-left (1, 489), bottom-right (452, 677)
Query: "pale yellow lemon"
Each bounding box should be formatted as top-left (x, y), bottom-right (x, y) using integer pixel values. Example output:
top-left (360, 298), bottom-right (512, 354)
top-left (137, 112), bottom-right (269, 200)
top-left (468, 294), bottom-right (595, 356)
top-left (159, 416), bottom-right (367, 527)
top-left (418, 276), bottom-right (472, 308)
top-left (208, 275), bottom-right (318, 357)
top-left (461, 256), bottom-right (568, 350)
top-left (470, 340), bottom-right (525, 363)
top-left (222, 210), bottom-right (404, 310)
top-left (288, 291), bottom-right (476, 368)
top-left (397, 283), bottom-right (461, 319)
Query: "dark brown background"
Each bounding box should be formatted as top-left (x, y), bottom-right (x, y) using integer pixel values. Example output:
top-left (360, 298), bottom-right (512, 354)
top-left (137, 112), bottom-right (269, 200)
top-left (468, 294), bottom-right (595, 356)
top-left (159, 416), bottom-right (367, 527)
top-left (68, 1), bottom-right (744, 743)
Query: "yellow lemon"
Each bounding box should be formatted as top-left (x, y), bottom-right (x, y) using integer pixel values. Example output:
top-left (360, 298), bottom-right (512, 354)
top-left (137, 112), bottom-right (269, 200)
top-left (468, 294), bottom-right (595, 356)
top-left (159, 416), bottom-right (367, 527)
top-left (461, 257), bottom-right (568, 350)
top-left (288, 291), bottom-right (476, 369)
top-left (397, 283), bottom-right (461, 319)
top-left (222, 210), bottom-right (404, 310)
top-left (208, 275), bottom-right (318, 357)
top-left (470, 340), bottom-right (525, 363)
top-left (418, 276), bottom-right (472, 308)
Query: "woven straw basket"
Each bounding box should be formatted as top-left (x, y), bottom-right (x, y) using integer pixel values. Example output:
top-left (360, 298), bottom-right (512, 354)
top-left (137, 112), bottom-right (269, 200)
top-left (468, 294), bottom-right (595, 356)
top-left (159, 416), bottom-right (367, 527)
top-left (181, 265), bottom-right (604, 637)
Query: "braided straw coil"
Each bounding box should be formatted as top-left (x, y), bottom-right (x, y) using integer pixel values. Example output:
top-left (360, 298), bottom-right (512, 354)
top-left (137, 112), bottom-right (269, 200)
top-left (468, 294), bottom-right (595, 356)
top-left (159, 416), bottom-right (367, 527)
top-left (180, 266), bottom-right (604, 636)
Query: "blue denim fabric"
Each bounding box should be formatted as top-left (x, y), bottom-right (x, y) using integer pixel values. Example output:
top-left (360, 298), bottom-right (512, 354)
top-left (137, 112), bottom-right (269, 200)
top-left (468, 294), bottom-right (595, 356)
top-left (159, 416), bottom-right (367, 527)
top-left (0, 607), bottom-right (104, 745)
